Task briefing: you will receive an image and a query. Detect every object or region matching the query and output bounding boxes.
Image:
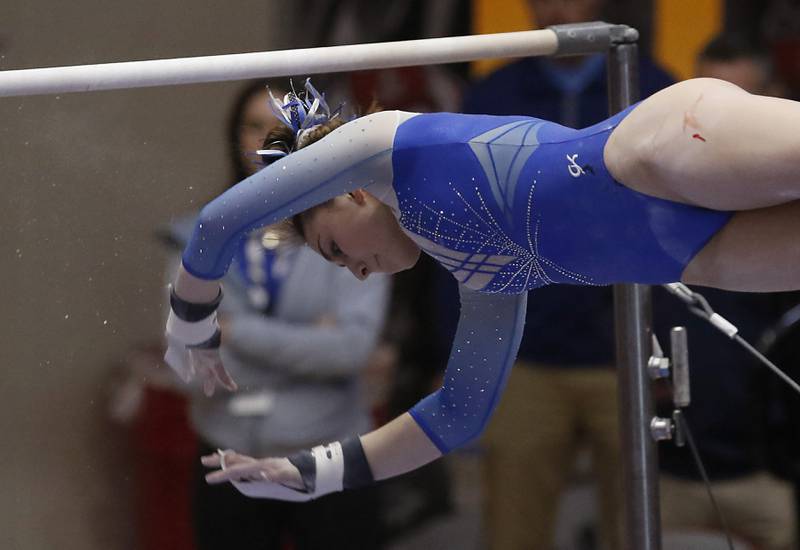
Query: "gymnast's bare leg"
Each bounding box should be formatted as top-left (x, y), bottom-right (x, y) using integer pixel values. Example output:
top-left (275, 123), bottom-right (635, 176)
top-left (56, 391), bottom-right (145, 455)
top-left (604, 78), bottom-right (800, 291)
top-left (681, 201), bottom-right (800, 291)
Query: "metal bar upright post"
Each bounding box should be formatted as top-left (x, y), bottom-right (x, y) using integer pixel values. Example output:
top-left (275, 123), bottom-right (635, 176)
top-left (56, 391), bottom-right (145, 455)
top-left (608, 41), bottom-right (661, 549)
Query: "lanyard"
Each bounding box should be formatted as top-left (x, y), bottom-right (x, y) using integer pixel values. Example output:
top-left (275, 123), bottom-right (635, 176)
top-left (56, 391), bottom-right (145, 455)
top-left (234, 230), bottom-right (297, 315)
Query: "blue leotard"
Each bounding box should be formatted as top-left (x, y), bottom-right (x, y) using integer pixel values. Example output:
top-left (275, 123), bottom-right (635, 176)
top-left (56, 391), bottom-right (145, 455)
top-left (391, 107), bottom-right (732, 292)
top-left (181, 109), bottom-right (732, 453)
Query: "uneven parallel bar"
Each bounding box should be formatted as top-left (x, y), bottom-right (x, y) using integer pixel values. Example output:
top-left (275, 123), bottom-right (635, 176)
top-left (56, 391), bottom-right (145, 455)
top-left (0, 30), bottom-right (558, 97)
top-left (609, 40), bottom-right (661, 550)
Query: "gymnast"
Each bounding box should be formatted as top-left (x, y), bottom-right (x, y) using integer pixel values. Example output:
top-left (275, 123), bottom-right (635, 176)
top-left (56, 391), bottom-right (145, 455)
top-left (164, 77), bottom-right (800, 500)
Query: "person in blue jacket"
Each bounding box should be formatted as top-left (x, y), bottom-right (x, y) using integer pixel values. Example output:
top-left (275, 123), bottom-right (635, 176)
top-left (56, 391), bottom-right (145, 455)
top-left (166, 76), bottom-right (800, 502)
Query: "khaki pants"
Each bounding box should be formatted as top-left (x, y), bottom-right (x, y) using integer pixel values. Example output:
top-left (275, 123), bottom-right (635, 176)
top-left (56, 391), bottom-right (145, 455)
top-left (482, 364), bottom-right (622, 550)
top-left (661, 472), bottom-right (797, 550)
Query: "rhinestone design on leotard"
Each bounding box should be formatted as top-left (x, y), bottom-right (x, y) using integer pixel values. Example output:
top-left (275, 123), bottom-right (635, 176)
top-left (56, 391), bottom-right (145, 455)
top-left (395, 135), bottom-right (597, 294)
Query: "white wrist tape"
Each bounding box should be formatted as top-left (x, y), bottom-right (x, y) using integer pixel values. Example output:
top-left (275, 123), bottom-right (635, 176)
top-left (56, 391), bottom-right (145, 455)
top-left (165, 309), bottom-right (218, 345)
top-left (310, 442), bottom-right (345, 495)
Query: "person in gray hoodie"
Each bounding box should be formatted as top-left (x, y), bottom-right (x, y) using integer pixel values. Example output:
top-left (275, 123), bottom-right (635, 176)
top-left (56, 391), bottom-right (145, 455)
top-left (164, 80), bottom-right (390, 550)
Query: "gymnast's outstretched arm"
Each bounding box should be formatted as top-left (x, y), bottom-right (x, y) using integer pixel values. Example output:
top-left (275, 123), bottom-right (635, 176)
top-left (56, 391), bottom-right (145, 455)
top-left (165, 110), bottom-right (404, 390)
top-left (203, 286), bottom-right (528, 498)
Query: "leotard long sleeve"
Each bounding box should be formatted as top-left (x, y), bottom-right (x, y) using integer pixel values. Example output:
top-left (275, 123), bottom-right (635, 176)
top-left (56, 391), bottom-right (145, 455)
top-left (181, 108), bottom-right (731, 453)
top-left (182, 111), bottom-right (408, 280)
top-left (409, 285), bottom-right (527, 452)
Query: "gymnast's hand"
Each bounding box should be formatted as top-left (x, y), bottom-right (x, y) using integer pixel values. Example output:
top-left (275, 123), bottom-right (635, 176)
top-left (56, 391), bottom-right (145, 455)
top-left (164, 285), bottom-right (237, 396)
top-left (203, 436), bottom-right (376, 501)
top-left (202, 450), bottom-right (309, 501)
top-left (166, 346), bottom-right (237, 397)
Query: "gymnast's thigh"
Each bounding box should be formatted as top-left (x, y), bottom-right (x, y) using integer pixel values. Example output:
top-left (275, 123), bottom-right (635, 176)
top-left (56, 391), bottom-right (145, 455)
top-left (680, 201), bottom-right (800, 292)
top-left (603, 78), bottom-right (748, 207)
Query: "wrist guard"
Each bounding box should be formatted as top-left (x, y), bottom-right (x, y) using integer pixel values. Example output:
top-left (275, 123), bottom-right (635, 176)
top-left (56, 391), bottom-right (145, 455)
top-left (231, 436), bottom-right (374, 501)
top-left (288, 436), bottom-right (375, 492)
top-left (165, 285), bottom-right (223, 348)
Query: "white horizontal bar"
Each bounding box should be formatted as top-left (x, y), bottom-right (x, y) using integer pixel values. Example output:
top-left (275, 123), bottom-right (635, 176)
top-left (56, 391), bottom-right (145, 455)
top-left (0, 30), bottom-right (558, 98)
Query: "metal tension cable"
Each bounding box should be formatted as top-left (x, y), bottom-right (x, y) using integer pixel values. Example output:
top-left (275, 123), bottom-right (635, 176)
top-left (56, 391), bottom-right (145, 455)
top-left (663, 283), bottom-right (800, 397)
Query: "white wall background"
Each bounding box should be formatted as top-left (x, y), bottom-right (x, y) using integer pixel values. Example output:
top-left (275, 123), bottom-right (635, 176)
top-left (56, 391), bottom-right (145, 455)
top-left (0, 2), bottom-right (294, 548)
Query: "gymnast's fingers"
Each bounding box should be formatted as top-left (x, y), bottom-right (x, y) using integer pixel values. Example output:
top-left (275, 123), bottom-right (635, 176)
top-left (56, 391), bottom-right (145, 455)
top-left (200, 453), bottom-right (222, 468)
top-left (200, 367), bottom-right (216, 397)
top-left (205, 461), bottom-right (269, 484)
top-left (201, 449), bottom-right (257, 469)
top-left (210, 361), bottom-right (238, 392)
top-left (190, 348), bottom-right (237, 393)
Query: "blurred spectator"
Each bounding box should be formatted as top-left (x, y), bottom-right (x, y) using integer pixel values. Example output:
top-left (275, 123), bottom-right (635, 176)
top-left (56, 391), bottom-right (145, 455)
top-left (725, 0), bottom-right (800, 98)
top-left (164, 80), bottom-right (390, 550)
top-left (762, 300), bottom-right (800, 533)
top-left (296, 0), bottom-right (470, 47)
top-left (446, 1), bottom-right (674, 548)
top-left (760, 0), bottom-right (800, 97)
top-left (695, 33), bottom-right (787, 97)
top-left (655, 287), bottom-right (797, 550)
top-left (655, 34), bottom-right (797, 550)
top-left (462, 0), bottom-right (673, 125)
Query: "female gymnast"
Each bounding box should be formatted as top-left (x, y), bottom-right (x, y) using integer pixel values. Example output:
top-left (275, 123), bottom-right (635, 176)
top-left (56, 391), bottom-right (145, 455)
top-left (165, 77), bottom-right (800, 500)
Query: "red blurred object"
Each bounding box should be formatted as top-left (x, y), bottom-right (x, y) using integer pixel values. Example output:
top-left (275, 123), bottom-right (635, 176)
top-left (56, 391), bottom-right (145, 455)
top-left (132, 384), bottom-right (198, 550)
top-left (348, 65), bottom-right (462, 113)
top-left (350, 67), bottom-right (434, 111)
top-left (772, 39), bottom-right (800, 95)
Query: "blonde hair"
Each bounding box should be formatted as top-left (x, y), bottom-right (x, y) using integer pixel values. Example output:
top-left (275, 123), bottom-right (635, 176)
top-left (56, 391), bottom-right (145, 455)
top-left (264, 100), bottom-right (382, 246)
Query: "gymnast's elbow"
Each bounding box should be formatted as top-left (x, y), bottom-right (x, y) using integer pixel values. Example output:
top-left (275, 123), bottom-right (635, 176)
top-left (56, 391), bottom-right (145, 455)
top-left (437, 420), bottom-right (489, 454)
top-left (411, 394), bottom-right (495, 454)
top-left (454, 423), bottom-right (488, 450)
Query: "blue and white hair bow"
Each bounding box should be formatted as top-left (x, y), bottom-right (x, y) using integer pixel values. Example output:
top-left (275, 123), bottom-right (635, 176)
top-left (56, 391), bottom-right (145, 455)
top-left (256, 78), bottom-right (341, 165)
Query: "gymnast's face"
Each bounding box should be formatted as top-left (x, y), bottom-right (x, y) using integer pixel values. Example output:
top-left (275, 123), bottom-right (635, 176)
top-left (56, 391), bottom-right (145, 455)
top-left (303, 189), bottom-right (421, 280)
